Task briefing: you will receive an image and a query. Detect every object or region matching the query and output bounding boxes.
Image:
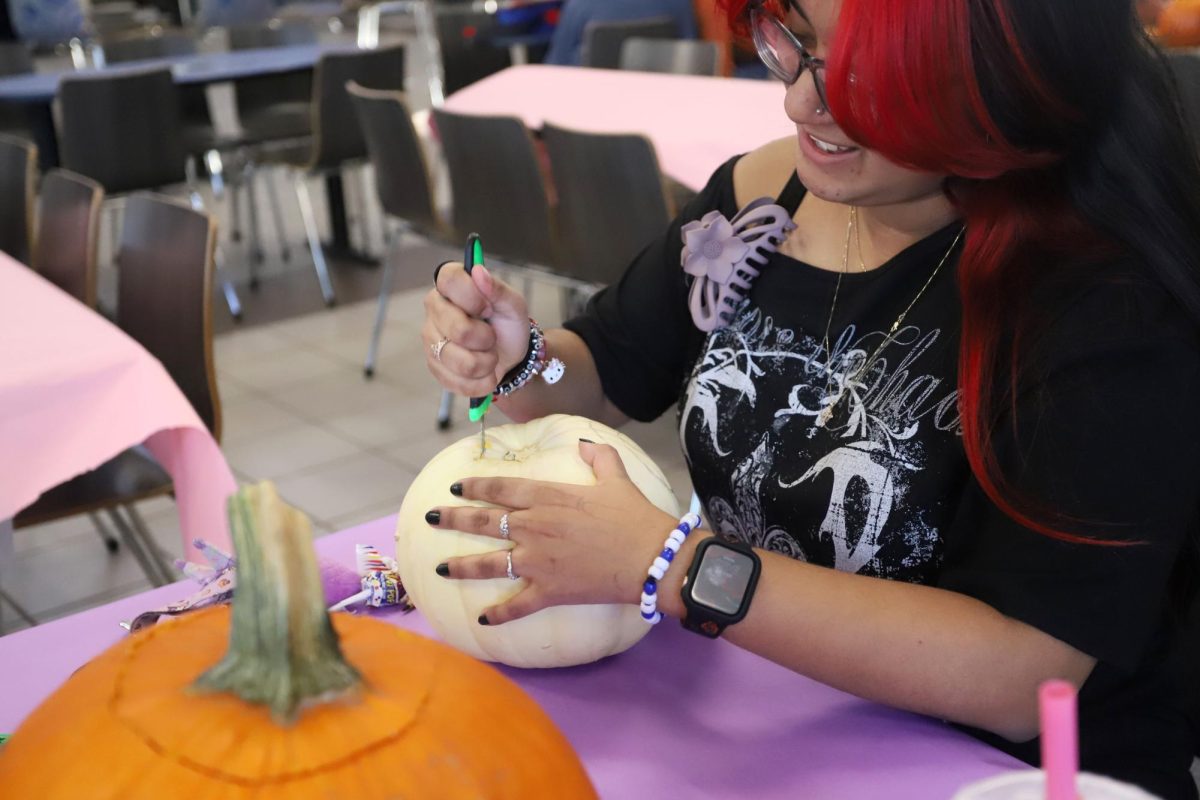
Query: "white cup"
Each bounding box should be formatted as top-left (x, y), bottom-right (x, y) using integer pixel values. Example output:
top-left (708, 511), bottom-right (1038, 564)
top-left (952, 769), bottom-right (1160, 800)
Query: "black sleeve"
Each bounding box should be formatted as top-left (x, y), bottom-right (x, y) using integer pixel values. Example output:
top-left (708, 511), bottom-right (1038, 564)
top-left (938, 275), bottom-right (1200, 673)
top-left (562, 156), bottom-right (743, 422)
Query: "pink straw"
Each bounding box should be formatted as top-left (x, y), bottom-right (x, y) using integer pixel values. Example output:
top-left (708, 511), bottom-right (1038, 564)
top-left (1039, 679), bottom-right (1079, 800)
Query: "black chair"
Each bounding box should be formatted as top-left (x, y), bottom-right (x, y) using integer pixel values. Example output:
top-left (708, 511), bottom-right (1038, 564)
top-left (225, 20), bottom-right (319, 270)
top-left (434, 5), bottom-right (513, 95)
top-left (16, 193), bottom-right (221, 587)
top-left (0, 40), bottom-right (33, 75)
top-left (57, 67), bottom-right (243, 318)
top-left (33, 169), bottom-right (104, 308)
top-left (0, 133), bottom-right (36, 262)
top-left (581, 16), bottom-right (679, 70)
top-left (257, 44), bottom-right (406, 306)
top-left (0, 41), bottom-right (33, 140)
top-left (142, 0), bottom-right (188, 26)
top-left (98, 27), bottom-right (195, 62)
top-left (90, 4), bottom-right (157, 38)
top-left (96, 29), bottom-right (218, 158)
top-left (619, 37), bottom-right (719, 76)
top-left (542, 123), bottom-right (673, 287)
top-left (347, 81), bottom-right (455, 430)
top-left (228, 20), bottom-right (318, 144)
top-left (59, 67), bottom-right (187, 195)
top-left (431, 107), bottom-right (557, 270)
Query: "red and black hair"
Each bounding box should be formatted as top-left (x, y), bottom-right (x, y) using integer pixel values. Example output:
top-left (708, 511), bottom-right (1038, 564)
top-left (721, 0), bottom-right (1200, 543)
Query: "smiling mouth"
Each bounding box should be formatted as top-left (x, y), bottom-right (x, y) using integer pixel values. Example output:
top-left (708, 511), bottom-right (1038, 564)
top-left (808, 133), bottom-right (859, 155)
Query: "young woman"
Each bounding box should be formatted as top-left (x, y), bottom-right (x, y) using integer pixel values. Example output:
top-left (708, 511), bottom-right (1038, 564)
top-left (422, 1), bottom-right (1200, 796)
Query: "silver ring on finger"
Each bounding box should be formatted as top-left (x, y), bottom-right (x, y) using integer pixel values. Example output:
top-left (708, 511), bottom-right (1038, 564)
top-left (506, 550), bottom-right (519, 580)
top-left (499, 512), bottom-right (510, 540)
top-left (431, 337), bottom-right (449, 362)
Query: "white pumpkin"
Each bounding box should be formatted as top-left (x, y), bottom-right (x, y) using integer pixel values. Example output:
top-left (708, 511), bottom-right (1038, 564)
top-left (396, 414), bottom-right (681, 668)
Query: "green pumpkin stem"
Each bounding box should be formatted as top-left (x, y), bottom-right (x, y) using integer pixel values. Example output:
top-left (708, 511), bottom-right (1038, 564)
top-left (192, 482), bottom-right (360, 723)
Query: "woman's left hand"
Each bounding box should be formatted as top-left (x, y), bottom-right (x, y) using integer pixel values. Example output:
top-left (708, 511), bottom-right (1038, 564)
top-left (427, 441), bottom-right (678, 625)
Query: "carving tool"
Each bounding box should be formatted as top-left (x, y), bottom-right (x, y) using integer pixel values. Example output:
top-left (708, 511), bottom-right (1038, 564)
top-left (463, 232), bottom-right (491, 456)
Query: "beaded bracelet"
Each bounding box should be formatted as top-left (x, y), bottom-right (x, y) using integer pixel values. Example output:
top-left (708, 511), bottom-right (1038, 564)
top-left (493, 318), bottom-right (565, 398)
top-left (640, 512), bottom-right (702, 624)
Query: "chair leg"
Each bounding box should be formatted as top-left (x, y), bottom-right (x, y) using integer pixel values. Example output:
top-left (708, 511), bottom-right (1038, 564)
top-left (294, 176), bottom-right (337, 307)
top-left (215, 251), bottom-right (243, 321)
top-left (0, 588), bottom-right (37, 627)
top-left (342, 166), bottom-right (361, 253)
top-left (88, 512), bottom-right (120, 553)
top-left (229, 175), bottom-right (242, 243)
top-left (263, 170), bottom-right (292, 263)
top-left (204, 149), bottom-right (226, 201)
top-left (364, 252), bottom-right (396, 379)
top-left (105, 508), bottom-right (166, 588)
top-left (359, 167), bottom-right (379, 256)
top-left (123, 505), bottom-right (176, 584)
top-left (108, 205), bottom-right (122, 265)
top-left (187, 177), bottom-right (244, 322)
top-left (436, 389), bottom-right (454, 430)
top-left (245, 166), bottom-right (265, 285)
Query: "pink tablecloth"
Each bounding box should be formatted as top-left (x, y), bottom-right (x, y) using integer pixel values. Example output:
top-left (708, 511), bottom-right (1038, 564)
top-left (442, 64), bottom-right (796, 191)
top-left (0, 254), bottom-right (235, 558)
top-left (0, 515), bottom-right (1020, 799)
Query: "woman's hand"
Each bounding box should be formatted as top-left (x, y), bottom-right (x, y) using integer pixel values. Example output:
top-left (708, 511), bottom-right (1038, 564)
top-left (427, 441), bottom-right (680, 625)
top-left (423, 262), bottom-right (530, 397)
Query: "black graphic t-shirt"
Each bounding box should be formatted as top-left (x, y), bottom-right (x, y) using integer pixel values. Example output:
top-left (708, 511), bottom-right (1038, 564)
top-left (565, 156), bottom-right (1200, 800)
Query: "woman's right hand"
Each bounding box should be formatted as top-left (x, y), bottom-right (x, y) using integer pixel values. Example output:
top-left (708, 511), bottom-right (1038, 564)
top-left (423, 262), bottom-right (531, 397)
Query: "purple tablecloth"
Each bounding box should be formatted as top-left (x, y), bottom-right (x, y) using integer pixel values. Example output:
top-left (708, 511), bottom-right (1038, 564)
top-left (0, 516), bottom-right (1020, 798)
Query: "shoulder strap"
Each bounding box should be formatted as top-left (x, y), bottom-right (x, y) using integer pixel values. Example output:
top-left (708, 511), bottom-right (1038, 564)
top-left (775, 170), bottom-right (805, 215)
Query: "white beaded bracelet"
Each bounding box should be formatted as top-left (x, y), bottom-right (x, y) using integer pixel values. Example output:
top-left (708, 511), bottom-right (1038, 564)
top-left (640, 512), bottom-right (702, 625)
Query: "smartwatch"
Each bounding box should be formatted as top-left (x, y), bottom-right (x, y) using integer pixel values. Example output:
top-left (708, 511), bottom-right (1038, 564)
top-left (680, 537), bottom-right (761, 638)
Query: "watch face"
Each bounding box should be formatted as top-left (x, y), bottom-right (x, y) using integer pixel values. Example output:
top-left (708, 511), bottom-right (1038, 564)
top-left (692, 545), bottom-right (755, 616)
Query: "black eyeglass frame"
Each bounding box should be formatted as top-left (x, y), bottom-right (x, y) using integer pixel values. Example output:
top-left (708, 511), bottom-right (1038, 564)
top-left (748, 1), bottom-right (829, 110)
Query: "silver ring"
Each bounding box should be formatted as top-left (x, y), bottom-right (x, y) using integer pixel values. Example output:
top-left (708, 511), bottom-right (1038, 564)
top-left (431, 337), bottom-right (448, 362)
top-left (499, 513), bottom-right (510, 540)
top-left (506, 550), bottom-right (519, 580)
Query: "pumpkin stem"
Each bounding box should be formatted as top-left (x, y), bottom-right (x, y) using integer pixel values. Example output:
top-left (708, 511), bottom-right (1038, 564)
top-left (193, 482), bottom-right (361, 723)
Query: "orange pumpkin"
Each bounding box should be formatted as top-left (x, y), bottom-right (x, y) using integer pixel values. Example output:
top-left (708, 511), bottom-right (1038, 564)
top-left (0, 483), bottom-right (597, 799)
top-left (1155, 1), bottom-right (1200, 48)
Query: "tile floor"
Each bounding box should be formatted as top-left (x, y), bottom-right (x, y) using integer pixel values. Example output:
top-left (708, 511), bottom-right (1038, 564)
top-left (0, 255), bottom-right (692, 635)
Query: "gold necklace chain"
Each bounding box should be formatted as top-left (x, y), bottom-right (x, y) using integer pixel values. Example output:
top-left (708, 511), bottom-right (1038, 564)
top-left (815, 210), bottom-right (965, 429)
top-left (852, 206), bottom-right (867, 273)
top-left (815, 207), bottom-right (855, 371)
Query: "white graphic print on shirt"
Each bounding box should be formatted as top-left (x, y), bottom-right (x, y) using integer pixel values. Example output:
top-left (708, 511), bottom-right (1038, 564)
top-left (680, 306), bottom-right (961, 579)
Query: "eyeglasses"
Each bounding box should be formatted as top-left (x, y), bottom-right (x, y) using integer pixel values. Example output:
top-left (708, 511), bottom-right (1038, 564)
top-left (749, 2), bottom-right (829, 110)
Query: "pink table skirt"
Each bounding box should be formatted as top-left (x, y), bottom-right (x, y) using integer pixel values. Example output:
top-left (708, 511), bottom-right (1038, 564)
top-left (442, 64), bottom-right (797, 191)
top-left (0, 515), bottom-right (1020, 799)
top-left (0, 254), bottom-right (235, 558)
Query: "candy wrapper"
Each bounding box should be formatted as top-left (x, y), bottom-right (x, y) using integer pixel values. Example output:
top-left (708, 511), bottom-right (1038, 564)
top-left (329, 544), bottom-right (413, 613)
top-left (122, 541), bottom-right (407, 633)
top-left (122, 540), bottom-right (237, 632)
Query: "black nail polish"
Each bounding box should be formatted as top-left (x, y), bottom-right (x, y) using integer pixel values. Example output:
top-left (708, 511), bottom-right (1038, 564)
top-left (450, 482), bottom-right (463, 497)
top-left (425, 509), bottom-right (441, 525)
top-left (477, 614), bottom-right (490, 626)
top-left (436, 562), bottom-right (450, 577)
top-left (579, 438), bottom-right (595, 443)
